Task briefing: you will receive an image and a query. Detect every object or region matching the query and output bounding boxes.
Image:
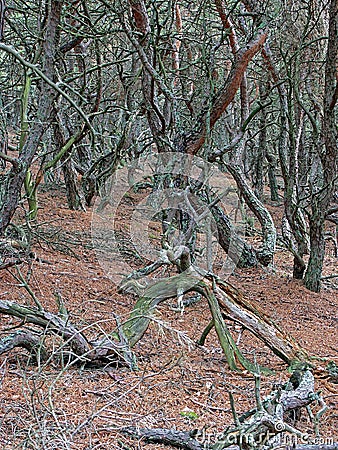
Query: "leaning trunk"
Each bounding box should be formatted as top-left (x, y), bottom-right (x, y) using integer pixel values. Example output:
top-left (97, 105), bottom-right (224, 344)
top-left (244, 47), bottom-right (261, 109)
top-left (226, 163), bottom-right (276, 265)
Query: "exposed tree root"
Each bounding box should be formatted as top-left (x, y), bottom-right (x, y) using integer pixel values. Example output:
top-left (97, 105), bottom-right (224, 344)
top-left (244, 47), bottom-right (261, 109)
top-left (0, 259), bottom-right (308, 372)
top-left (120, 266), bottom-right (308, 370)
top-left (0, 238), bottom-right (309, 372)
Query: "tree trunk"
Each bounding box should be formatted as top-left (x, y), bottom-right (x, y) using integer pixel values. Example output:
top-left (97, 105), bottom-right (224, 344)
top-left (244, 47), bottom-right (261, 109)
top-left (62, 157), bottom-right (86, 210)
top-left (194, 184), bottom-right (258, 268)
top-left (120, 269), bottom-right (308, 367)
top-left (304, 211), bottom-right (326, 292)
top-left (0, 0), bottom-right (62, 235)
top-left (304, 0), bottom-right (338, 292)
top-left (211, 204), bottom-right (258, 268)
top-left (226, 164), bottom-right (276, 265)
top-left (262, 44), bottom-right (309, 278)
top-left (266, 149), bottom-right (279, 202)
top-left (252, 81), bottom-right (268, 200)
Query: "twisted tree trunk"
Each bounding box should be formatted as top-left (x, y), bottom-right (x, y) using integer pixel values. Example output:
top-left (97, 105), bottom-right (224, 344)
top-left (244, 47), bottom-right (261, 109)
top-left (120, 266), bottom-right (308, 368)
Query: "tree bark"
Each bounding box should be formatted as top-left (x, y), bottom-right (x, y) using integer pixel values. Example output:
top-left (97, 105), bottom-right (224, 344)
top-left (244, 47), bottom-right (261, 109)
top-left (0, 330), bottom-right (48, 361)
top-left (0, 0), bottom-right (63, 235)
top-left (226, 164), bottom-right (276, 266)
top-left (194, 184), bottom-right (258, 268)
top-left (184, 31), bottom-right (267, 155)
top-left (252, 81), bottom-right (268, 200)
top-left (304, 210), bottom-right (326, 292)
top-left (304, 0), bottom-right (338, 292)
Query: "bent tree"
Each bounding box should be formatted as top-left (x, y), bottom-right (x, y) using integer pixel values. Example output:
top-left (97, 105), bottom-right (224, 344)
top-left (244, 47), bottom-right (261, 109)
top-left (0, 1), bottom-right (335, 366)
top-left (0, 0), bottom-right (336, 290)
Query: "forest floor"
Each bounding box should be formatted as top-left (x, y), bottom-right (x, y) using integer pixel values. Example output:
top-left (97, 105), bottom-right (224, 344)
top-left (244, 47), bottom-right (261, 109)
top-left (0, 184), bottom-right (337, 449)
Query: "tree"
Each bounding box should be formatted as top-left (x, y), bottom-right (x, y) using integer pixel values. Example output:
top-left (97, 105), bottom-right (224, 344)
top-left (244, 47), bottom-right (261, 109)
top-left (0, 0), bottom-right (63, 233)
top-left (304, 0), bottom-right (338, 292)
top-left (0, 0), bottom-right (311, 371)
top-left (0, 0), bottom-right (336, 368)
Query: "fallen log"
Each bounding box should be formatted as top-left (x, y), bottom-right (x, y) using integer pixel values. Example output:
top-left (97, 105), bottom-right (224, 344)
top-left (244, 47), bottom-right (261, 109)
top-left (122, 427), bottom-right (203, 450)
top-left (122, 426), bottom-right (338, 450)
top-left (0, 329), bottom-right (48, 361)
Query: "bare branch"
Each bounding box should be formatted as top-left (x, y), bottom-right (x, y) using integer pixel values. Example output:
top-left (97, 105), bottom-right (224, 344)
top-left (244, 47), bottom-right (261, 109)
top-left (0, 43), bottom-right (94, 135)
top-left (0, 151), bottom-right (19, 167)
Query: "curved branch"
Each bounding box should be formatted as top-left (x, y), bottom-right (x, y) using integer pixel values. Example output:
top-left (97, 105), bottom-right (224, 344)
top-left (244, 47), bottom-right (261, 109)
top-left (0, 43), bottom-right (94, 135)
top-left (0, 151), bottom-right (19, 168)
top-left (186, 30), bottom-right (267, 155)
top-left (0, 330), bottom-right (48, 361)
top-left (0, 299), bottom-right (134, 367)
top-left (214, 0), bottom-right (239, 53)
top-left (0, 299), bottom-right (91, 356)
top-left (209, 100), bottom-right (272, 161)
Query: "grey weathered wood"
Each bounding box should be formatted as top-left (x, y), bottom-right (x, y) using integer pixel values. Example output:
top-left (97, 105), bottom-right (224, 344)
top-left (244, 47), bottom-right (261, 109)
top-left (0, 330), bottom-right (48, 361)
top-left (122, 426), bottom-right (338, 450)
top-left (0, 299), bottom-right (131, 366)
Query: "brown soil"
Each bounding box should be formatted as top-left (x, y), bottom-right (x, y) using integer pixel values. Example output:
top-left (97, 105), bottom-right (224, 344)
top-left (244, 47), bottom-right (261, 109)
top-left (0, 185), bottom-right (337, 449)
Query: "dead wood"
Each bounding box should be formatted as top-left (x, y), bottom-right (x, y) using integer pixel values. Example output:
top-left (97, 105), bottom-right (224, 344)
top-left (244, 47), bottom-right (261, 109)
top-left (122, 427), bottom-right (203, 450)
top-left (0, 258), bottom-right (309, 371)
top-left (0, 299), bottom-right (91, 356)
top-left (0, 299), bottom-right (132, 367)
top-left (122, 425), bottom-right (338, 450)
top-left (0, 329), bottom-right (48, 362)
top-left (122, 369), bottom-right (332, 450)
top-left (0, 238), bottom-right (26, 269)
top-left (121, 267), bottom-right (308, 368)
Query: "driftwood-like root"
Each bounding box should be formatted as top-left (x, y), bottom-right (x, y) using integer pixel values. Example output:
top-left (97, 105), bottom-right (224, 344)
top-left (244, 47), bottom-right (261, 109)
top-left (122, 427), bottom-right (203, 450)
top-left (121, 268), bottom-right (308, 369)
top-left (123, 426), bottom-right (338, 450)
